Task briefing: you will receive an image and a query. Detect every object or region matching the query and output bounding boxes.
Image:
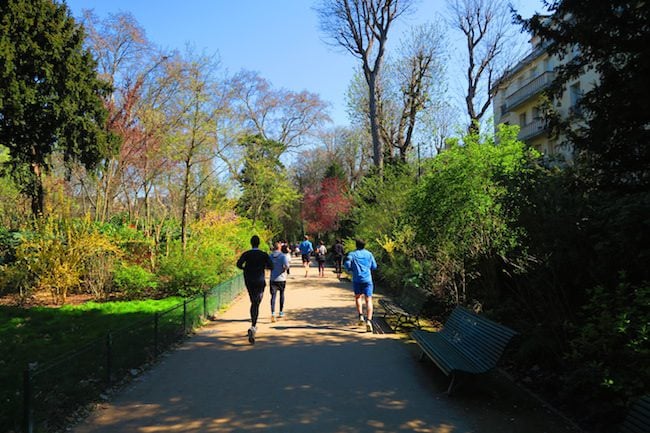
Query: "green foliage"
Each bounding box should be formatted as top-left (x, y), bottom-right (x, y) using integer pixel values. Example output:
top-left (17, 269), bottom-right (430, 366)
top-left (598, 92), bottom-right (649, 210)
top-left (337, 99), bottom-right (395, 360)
top-left (0, 217), bottom-right (121, 302)
top-left (236, 135), bottom-right (300, 235)
top-left (158, 210), bottom-right (266, 297)
top-left (347, 165), bottom-right (425, 292)
top-left (0, 0), bottom-right (112, 214)
top-left (409, 125), bottom-right (537, 305)
top-left (0, 226), bottom-right (20, 265)
top-left (560, 281), bottom-right (650, 430)
top-left (113, 263), bottom-right (158, 299)
top-left (520, 1), bottom-right (650, 189)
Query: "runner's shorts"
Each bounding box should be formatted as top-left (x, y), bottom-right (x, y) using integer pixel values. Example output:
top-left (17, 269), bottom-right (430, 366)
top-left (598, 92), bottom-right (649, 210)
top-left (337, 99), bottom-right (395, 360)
top-left (301, 254), bottom-right (311, 264)
top-left (353, 281), bottom-right (373, 297)
top-left (246, 282), bottom-right (265, 303)
top-left (270, 281), bottom-right (286, 294)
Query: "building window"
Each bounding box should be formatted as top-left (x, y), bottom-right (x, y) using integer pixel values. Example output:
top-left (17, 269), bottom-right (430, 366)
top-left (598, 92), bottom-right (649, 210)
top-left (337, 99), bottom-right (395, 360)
top-left (519, 112), bottom-right (527, 126)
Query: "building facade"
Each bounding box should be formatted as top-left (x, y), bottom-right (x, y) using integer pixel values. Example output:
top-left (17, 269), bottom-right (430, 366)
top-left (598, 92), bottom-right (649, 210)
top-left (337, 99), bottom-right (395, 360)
top-left (492, 35), bottom-right (599, 162)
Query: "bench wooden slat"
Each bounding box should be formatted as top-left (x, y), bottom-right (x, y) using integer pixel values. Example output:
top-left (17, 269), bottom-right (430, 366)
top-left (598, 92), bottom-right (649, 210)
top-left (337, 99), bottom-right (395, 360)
top-left (620, 395), bottom-right (650, 433)
top-left (411, 306), bottom-right (517, 393)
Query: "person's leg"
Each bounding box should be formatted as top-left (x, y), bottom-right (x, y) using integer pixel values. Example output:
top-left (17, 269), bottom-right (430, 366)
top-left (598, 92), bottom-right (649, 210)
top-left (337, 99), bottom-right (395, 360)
top-left (269, 283), bottom-right (278, 321)
top-left (278, 282), bottom-right (285, 316)
top-left (354, 293), bottom-right (365, 324)
top-left (248, 285), bottom-right (264, 328)
top-left (303, 255), bottom-right (310, 277)
top-left (365, 295), bottom-right (373, 321)
top-left (364, 284), bottom-right (374, 332)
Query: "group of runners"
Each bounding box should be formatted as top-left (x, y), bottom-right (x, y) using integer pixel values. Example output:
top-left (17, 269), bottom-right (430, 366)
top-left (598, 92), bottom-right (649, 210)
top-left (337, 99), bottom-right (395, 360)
top-left (235, 234), bottom-right (377, 344)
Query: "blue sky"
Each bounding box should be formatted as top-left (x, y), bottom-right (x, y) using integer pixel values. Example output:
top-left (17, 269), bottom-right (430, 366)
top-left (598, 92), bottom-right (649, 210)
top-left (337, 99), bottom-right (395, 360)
top-left (64, 0), bottom-right (543, 127)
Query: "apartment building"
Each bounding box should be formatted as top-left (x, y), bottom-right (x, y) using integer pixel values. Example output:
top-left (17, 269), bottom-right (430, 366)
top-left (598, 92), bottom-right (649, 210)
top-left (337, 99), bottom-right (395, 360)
top-left (492, 34), bottom-right (599, 162)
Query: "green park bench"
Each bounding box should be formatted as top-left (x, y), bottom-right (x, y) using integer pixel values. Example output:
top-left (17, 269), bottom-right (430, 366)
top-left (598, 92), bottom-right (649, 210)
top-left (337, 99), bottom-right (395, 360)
top-left (620, 395), bottom-right (650, 433)
top-left (378, 289), bottom-right (430, 331)
top-left (411, 305), bottom-right (518, 394)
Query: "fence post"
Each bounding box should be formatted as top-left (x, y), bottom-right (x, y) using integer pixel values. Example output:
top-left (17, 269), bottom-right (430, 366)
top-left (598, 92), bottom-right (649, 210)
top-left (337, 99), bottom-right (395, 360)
top-left (23, 364), bottom-right (33, 433)
top-left (154, 313), bottom-right (159, 357)
top-left (203, 292), bottom-right (207, 319)
top-left (106, 332), bottom-right (113, 385)
top-left (183, 300), bottom-right (187, 334)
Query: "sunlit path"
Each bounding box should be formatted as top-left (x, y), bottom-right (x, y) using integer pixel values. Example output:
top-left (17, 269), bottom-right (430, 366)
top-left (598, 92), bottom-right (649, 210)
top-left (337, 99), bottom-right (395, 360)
top-left (72, 257), bottom-right (578, 433)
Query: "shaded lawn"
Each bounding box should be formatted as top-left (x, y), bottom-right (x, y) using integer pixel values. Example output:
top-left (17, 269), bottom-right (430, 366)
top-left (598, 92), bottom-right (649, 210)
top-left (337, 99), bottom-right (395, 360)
top-left (0, 297), bottom-right (184, 431)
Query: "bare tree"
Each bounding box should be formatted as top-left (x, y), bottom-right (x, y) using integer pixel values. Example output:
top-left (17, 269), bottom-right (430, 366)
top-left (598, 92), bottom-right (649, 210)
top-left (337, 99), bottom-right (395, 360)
top-left (164, 50), bottom-right (225, 250)
top-left (384, 23), bottom-right (447, 161)
top-left (448, 0), bottom-right (519, 133)
top-left (316, 0), bottom-right (414, 173)
top-left (226, 70), bottom-right (330, 149)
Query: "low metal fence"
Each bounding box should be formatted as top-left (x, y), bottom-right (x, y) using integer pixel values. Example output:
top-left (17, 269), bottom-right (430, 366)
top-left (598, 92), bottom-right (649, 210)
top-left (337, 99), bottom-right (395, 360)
top-left (18, 273), bottom-right (244, 433)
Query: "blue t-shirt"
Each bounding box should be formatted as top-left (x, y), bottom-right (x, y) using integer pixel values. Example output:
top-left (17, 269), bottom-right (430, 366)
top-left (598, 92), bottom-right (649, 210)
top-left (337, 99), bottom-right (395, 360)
top-left (344, 249), bottom-right (377, 284)
top-left (299, 240), bottom-right (313, 255)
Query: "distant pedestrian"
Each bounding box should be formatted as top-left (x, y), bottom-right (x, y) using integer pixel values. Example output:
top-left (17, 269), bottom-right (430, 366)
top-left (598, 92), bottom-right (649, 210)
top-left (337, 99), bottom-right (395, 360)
top-left (298, 235), bottom-right (314, 277)
top-left (316, 240), bottom-right (327, 277)
top-left (281, 241), bottom-right (291, 275)
top-left (270, 241), bottom-right (290, 321)
top-left (344, 239), bottom-right (377, 333)
top-left (236, 235), bottom-right (273, 344)
top-left (332, 238), bottom-right (344, 279)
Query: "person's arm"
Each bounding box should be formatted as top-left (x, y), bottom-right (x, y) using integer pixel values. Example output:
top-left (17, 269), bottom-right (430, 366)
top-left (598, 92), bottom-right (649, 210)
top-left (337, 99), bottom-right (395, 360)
top-left (236, 252), bottom-right (246, 270)
top-left (370, 253), bottom-right (378, 271)
top-left (343, 253), bottom-right (352, 271)
top-left (282, 255), bottom-right (289, 271)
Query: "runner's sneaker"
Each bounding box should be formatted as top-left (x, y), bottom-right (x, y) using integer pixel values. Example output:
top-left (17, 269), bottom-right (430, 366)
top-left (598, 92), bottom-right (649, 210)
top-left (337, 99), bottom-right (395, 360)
top-left (358, 315), bottom-right (365, 326)
top-left (247, 326), bottom-right (256, 344)
top-left (279, 311), bottom-right (284, 318)
top-left (366, 320), bottom-right (373, 333)
top-left (271, 314), bottom-right (276, 323)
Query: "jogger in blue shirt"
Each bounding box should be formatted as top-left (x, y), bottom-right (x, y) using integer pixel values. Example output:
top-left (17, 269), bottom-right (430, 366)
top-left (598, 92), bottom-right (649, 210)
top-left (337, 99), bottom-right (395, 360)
top-left (344, 239), bottom-right (377, 332)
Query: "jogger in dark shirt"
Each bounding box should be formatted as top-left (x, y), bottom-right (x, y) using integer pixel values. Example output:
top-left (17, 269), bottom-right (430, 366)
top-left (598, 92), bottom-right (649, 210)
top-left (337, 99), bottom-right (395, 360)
top-left (236, 235), bottom-right (273, 344)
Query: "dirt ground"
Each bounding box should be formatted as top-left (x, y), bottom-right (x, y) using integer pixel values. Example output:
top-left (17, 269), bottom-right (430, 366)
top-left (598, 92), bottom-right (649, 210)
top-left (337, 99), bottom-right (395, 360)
top-left (70, 257), bottom-right (582, 433)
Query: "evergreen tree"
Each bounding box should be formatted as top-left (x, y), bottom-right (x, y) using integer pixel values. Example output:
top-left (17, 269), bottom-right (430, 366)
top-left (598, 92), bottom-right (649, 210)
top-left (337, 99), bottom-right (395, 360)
top-left (0, 0), bottom-right (111, 215)
top-left (520, 0), bottom-right (650, 190)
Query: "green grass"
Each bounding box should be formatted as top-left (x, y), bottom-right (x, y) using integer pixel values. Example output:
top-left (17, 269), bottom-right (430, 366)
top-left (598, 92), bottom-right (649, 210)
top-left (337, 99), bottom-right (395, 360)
top-left (0, 297), bottom-right (185, 432)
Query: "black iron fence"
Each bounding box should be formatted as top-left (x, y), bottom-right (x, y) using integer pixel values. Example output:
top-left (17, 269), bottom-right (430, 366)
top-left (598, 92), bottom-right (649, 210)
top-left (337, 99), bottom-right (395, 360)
top-left (18, 273), bottom-right (244, 433)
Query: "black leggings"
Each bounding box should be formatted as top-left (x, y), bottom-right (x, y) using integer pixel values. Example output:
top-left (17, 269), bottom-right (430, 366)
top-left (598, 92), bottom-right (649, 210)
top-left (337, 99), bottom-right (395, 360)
top-left (270, 281), bottom-right (286, 314)
top-left (247, 285), bottom-right (264, 327)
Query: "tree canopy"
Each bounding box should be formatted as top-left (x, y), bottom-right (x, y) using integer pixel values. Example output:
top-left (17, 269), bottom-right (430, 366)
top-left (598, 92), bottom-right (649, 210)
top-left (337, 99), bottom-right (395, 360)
top-left (0, 0), bottom-right (112, 215)
top-left (520, 0), bottom-right (650, 190)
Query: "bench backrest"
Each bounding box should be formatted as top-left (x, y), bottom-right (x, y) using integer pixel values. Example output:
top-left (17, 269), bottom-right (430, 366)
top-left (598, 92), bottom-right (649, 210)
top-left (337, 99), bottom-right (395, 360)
top-left (440, 306), bottom-right (518, 371)
top-left (620, 395), bottom-right (650, 433)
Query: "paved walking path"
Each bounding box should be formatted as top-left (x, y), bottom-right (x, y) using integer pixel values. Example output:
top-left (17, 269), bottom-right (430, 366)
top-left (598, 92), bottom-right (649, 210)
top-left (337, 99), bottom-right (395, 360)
top-left (73, 258), bottom-right (578, 433)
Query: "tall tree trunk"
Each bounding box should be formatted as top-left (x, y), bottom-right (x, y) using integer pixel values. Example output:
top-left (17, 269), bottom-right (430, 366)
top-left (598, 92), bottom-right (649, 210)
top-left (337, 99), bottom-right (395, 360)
top-left (30, 162), bottom-right (44, 216)
top-left (366, 71), bottom-right (384, 174)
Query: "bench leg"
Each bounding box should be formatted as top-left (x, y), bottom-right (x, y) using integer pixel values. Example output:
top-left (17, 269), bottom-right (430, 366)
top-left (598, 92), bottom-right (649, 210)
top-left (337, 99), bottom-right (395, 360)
top-left (446, 373), bottom-right (456, 395)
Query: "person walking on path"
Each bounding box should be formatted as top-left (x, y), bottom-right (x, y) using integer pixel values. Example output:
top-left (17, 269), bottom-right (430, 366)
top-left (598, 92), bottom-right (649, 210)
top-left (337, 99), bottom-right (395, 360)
top-left (270, 240), bottom-right (290, 322)
top-left (236, 235), bottom-right (273, 344)
top-left (316, 240), bottom-right (327, 277)
top-left (344, 239), bottom-right (377, 333)
top-left (299, 235), bottom-right (314, 277)
top-left (281, 241), bottom-right (291, 275)
top-left (332, 239), bottom-right (344, 279)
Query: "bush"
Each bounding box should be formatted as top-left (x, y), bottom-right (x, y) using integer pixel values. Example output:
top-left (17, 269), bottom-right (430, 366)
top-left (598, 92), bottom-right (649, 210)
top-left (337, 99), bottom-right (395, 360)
top-left (0, 217), bottom-right (121, 303)
top-left (157, 210), bottom-right (267, 297)
top-left (560, 281), bottom-right (650, 431)
top-left (113, 263), bottom-right (158, 299)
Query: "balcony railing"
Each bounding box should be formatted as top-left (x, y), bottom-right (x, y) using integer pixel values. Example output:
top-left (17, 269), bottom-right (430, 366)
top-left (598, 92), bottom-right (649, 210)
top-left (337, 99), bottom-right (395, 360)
top-left (506, 71), bottom-right (555, 111)
top-left (518, 118), bottom-right (548, 141)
